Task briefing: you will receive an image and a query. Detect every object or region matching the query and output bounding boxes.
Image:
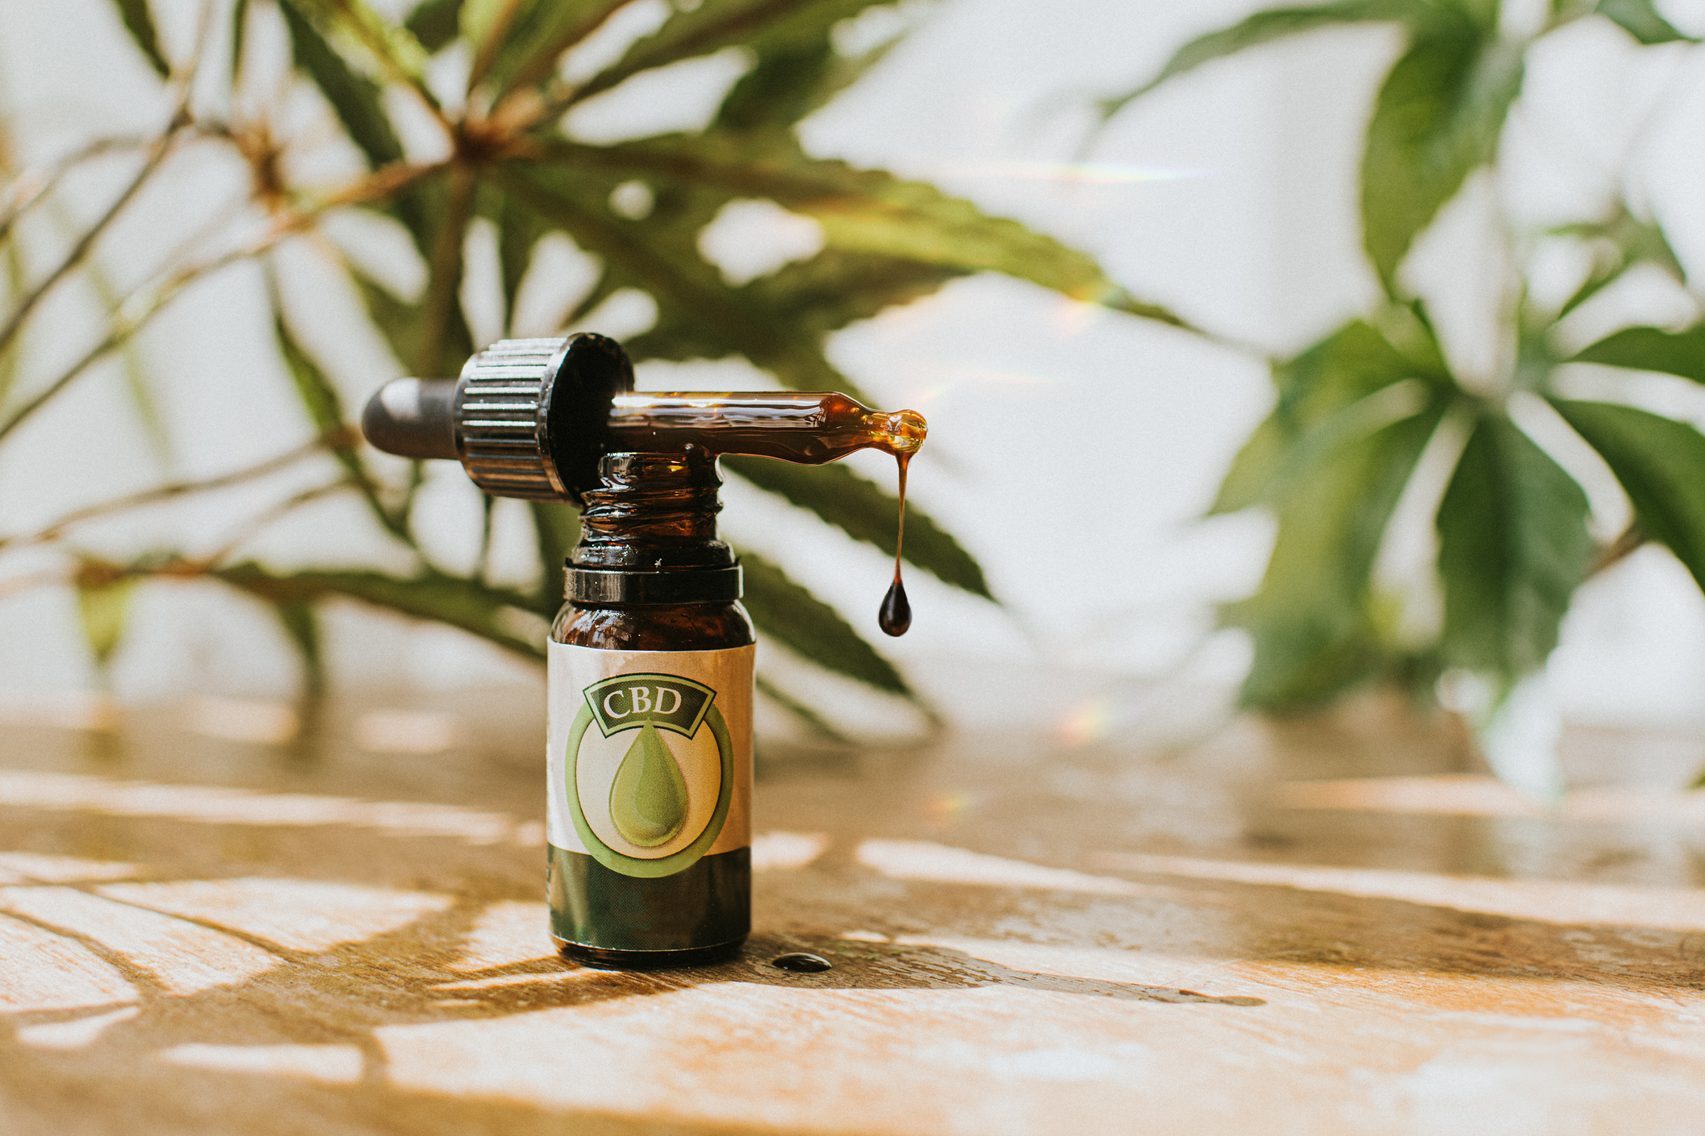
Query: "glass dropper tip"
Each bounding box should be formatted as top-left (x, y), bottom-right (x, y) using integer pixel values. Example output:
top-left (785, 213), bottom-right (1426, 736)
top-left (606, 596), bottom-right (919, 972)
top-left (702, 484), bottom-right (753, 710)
top-left (880, 409), bottom-right (927, 455)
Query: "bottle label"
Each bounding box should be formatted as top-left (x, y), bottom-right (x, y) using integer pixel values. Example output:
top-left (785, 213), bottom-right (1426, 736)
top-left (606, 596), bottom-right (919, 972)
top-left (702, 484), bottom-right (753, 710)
top-left (547, 642), bottom-right (753, 878)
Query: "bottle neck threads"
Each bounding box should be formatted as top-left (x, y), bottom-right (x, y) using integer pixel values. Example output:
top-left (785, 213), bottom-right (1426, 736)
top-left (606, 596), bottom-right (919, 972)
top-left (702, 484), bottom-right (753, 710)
top-left (565, 450), bottom-right (741, 605)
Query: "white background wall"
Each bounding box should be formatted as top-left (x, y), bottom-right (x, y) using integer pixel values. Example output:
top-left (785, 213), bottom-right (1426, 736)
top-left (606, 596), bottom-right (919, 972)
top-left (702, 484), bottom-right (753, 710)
top-left (0, 0), bottom-right (1701, 737)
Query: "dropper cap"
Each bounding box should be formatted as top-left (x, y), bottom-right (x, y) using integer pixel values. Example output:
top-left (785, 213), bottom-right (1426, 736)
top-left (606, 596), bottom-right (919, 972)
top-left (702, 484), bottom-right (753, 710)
top-left (361, 333), bottom-right (634, 505)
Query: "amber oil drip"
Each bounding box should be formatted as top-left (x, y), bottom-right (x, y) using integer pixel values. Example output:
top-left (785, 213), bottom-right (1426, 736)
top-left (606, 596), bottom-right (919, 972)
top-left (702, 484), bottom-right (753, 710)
top-left (606, 390), bottom-right (926, 636)
top-left (879, 452), bottom-right (913, 637)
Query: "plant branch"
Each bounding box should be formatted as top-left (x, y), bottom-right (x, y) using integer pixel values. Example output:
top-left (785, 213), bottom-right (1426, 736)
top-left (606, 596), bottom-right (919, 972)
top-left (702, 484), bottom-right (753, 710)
top-left (0, 427), bottom-right (355, 552)
top-left (195, 478), bottom-right (352, 568)
top-left (1588, 523), bottom-right (1645, 578)
top-left (0, 472), bottom-right (361, 603)
top-left (0, 134), bottom-right (161, 245)
top-left (0, 569), bottom-right (69, 604)
top-left (0, 0), bottom-right (225, 355)
top-left (416, 162), bottom-right (475, 374)
top-left (0, 158), bottom-right (448, 444)
top-left (0, 118), bottom-right (187, 359)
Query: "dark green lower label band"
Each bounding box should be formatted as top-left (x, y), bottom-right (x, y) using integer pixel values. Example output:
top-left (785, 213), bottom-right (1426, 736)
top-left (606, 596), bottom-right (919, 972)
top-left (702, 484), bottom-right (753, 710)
top-left (548, 843), bottom-right (750, 953)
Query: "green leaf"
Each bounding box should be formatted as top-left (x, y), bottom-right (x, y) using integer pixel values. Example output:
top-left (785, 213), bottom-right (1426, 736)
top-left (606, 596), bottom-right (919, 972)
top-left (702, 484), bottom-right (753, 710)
top-left (282, 41), bottom-right (438, 267)
top-left (349, 264), bottom-right (424, 368)
top-left (215, 563), bottom-right (545, 661)
top-left (406, 0), bottom-right (464, 52)
top-left (1551, 205), bottom-right (1687, 319)
top-left (1552, 398), bottom-right (1705, 591)
top-left (231, 0), bottom-right (252, 83)
top-left (1595, 0), bottom-right (1697, 44)
top-left (714, 41), bottom-right (840, 135)
top-left (528, 136), bottom-right (1188, 326)
top-left (1573, 324), bottom-right (1705, 384)
top-left (279, 0), bottom-right (406, 171)
top-left (461, 0), bottom-right (554, 92)
top-left (346, 256), bottom-right (472, 378)
top-left (1454, 0), bottom-right (1504, 27)
top-left (412, 168), bottom-right (478, 378)
top-left (273, 600), bottom-right (326, 694)
top-left (748, 250), bottom-right (960, 335)
top-left (629, 251), bottom-right (960, 362)
top-left (500, 163), bottom-right (859, 394)
top-left (715, 21), bottom-right (903, 134)
top-left (272, 303), bottom-right (407, 540)
top-left (739, 551), bottom-right (910, 698)
top-left (1097, 0), bottom-right (1416, 118)
top-left (459, 0), bottom-right (511, 51)
top-left (475, 1), bottom-right (637, 95)
top-left (1557, 206), bottom-right (1687, 281)
top-left (482, 185), bottom-right (553, 332)
top-left (279, 0), bottom-right (431, 90)
top-left (77, 575), bottom-right (137, 671)
top-left (1230, 400), bottom-right (1446, 710)
top-left (1213, 316), bottom-right (1449, 513)
top-left (572, 0), bottom-right (905, 106)
top-left (1436, 413), bottom-right (1591, 678)
top-left (275, 315), bottom-right (343, 434)
top-left (108, 0), bottom-right (170, 77)
top-left (724, 457), bottom-right (992, 599)
top-left (1553, 253), bottom-right (1637, 325)
top-left (1361, 25), bottom-right (1523, 292)
top-left (472, 493), bottom-right (497, 577)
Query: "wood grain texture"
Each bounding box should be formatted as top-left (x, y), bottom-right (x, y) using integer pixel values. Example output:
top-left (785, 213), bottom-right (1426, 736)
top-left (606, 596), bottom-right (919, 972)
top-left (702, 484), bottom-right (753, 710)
top-left (1, 688), bottom-right (1703, 1135)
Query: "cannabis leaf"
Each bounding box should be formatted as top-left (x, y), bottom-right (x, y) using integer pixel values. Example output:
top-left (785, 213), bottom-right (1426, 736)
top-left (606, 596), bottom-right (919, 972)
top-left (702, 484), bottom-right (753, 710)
top-left (1101, 0), bottom-right (1705, 787)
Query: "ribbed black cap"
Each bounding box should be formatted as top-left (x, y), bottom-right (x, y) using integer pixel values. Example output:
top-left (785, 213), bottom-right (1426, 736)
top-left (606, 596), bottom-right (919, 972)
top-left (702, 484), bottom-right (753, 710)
top-left (453, 334), bottom-right (633, 505)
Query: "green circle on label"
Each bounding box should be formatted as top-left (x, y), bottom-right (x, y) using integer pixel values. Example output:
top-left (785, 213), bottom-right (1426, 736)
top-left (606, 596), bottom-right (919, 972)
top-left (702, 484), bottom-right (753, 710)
top-left (564, 700), bottom-right (733, 878)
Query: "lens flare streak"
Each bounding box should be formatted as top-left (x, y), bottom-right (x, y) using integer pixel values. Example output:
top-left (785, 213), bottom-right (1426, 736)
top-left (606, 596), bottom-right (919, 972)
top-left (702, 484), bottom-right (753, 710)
top-left (918, 161), bottom-right (1212, 186)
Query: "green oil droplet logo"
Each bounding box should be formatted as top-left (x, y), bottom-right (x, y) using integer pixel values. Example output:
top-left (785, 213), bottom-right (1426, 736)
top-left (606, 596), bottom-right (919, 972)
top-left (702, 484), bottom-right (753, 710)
top-left (609, 723), bottom-right (689, 847)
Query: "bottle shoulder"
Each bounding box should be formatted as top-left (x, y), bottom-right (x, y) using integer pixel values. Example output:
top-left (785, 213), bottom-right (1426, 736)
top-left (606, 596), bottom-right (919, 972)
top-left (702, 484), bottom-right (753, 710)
top-left (551, 602), bottom-right (754, 651)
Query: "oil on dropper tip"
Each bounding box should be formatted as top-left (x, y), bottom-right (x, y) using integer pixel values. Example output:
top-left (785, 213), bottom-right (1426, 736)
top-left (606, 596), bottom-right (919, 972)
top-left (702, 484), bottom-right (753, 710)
top-left (886, 410), bottom-right (927, 455)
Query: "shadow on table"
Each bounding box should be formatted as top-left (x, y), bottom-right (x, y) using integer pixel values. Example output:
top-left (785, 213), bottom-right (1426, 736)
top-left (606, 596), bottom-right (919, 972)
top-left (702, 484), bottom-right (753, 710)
top-left (0, 823), bottom-right (1267, 1136)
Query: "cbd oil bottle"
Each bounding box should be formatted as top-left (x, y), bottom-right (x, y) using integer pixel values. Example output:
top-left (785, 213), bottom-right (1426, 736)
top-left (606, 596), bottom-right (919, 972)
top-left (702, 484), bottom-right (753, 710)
top-left (547, 450), bottom-right (752, 967)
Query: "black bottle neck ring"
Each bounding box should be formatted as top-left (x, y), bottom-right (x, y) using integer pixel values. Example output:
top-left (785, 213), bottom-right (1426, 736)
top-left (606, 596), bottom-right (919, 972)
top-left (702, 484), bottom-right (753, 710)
top-left (565, 565), bottom-right (742, 606)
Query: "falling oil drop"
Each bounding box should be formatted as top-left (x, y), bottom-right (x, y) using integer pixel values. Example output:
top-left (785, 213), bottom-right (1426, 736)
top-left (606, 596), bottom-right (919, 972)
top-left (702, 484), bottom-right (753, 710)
top-left (609, 723), bottom-right (689, 847)
top-left (879, 577), bottom-right (911, 637)
top-left (771, 952), bottom-right (832, 973)
top-left (879, 452), bottom-right (912, 637)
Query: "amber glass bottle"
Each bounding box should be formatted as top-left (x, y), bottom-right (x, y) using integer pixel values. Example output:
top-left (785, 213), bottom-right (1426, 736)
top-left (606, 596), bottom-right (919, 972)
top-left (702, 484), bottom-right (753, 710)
top-left (546, 449), bottom-right (753, 967)
top-left (360, 334), bottom-right (928, 968)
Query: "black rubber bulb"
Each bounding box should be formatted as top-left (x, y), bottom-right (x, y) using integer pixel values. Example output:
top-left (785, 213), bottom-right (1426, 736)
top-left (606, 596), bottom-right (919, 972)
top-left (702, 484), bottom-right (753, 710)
top-left (361, 378), bottom-right (459, 461)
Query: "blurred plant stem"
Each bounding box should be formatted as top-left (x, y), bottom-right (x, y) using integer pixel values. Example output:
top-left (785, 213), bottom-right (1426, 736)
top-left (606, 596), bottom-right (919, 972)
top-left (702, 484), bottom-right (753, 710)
top-left (0, 430), bottom-right (353, 553)
top-left (0, 155), bottom-right (449, 444)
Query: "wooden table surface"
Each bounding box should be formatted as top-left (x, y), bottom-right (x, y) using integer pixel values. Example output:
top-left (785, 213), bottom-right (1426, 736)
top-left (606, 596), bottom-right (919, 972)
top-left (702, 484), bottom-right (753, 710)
top-left (2, 685), bottom-right (1704, 1135)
